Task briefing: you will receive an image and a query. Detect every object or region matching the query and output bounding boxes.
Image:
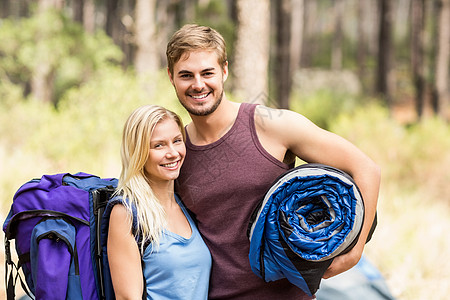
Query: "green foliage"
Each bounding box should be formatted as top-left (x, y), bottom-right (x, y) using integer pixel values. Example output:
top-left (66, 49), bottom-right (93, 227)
top-left (0, 9), bottom-right (123, 104)
top-left (0, 68), bottom-right (184, 212)
top-left (290, 89), bottom-right (360, 129)
top-left (26, 68), bottom-right (184, 172)
top-left (194, 0), bottom-right (236, 62)
top-left (330, 102), bottom-right (450, 199)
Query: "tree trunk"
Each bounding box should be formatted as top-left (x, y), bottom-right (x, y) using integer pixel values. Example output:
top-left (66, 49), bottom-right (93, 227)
top-left (134, 0), bottom-right (158, 76)
top-left (331, 0), bottom-right (344, 70)
top-left (31, 0), bottom-right (63, 103)
top-left (434, 0), bottom-right (450, 120)
top-left (301, 0), bottom-right (318, 68)
top-left (376, 0), bottom-right (394, 107)
top-left (37, 0), bottom-right (64, 12)
top-left (83, 0), bottom-right (96, 34)
top-left (1, 0), bottom-right (10, 18)
top-left (429, 0), bottom-right (440, 114)
top-left (105, 0), bottom-right (119, 40)
top-left (120, 0), bottom-right (135, 68)
top-left (156, 0), bottom-right (176, 69)
top-left (180, 0), bottom-right (196, 22)
top-left (73, 0), bottom-right (84, 24)
top-left (290, 0), bottom-right (304, 71)
top-left (232, 0), bottom-right (270, 105)
top-left (31, 64), bottom-right (56, 103)
top-left (18, 0), bottom-right (31, 17)
top-left (357, 0), bottom-right (368, 90)
top-left (274, 0), bottom-right (292, 109)
top-left (227, 0), bottom-right (238, 23)
top-left (410, 0), bottom-right (426, 119)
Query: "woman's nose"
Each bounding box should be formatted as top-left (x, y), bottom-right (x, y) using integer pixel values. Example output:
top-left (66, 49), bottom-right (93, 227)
top-left (165, 144), bottom-right (178, 158)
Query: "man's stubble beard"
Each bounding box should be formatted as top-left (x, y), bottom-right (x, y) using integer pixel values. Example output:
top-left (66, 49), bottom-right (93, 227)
top-left (179, 90), bottom-right (224, 117)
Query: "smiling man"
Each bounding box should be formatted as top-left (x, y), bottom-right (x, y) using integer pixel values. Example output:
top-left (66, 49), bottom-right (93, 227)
top-left (167, 24), bottom-right (381, 300)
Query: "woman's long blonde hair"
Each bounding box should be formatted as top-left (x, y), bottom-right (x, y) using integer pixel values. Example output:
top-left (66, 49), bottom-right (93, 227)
top-left (116, 105), bottom-right (185, 251)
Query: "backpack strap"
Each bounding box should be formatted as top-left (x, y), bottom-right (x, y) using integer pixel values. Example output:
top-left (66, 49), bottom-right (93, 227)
top-left (4, 238), bottom-right (34, 300)
top-left (92, 186), bottom-right (116, 300)
top-left (141, 259), bottom-right (147, 300)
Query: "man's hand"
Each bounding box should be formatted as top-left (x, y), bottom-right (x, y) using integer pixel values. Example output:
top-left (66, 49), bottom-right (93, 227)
top-left (322, 246), bottom-right (362, 279)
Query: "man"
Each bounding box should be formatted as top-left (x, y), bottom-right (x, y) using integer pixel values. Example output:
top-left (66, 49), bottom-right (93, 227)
top-left (167, 24), bottom-right (380, 300)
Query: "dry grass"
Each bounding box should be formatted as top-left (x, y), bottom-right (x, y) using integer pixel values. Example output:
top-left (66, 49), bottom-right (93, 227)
top-left (366, 187), bottom-right (450, 299)
top-left (330, 105), bottom-right (450, 300)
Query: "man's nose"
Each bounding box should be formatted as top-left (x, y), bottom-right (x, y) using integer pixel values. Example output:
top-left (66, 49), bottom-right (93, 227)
top-left (191, 75), bottom-right (205, 91)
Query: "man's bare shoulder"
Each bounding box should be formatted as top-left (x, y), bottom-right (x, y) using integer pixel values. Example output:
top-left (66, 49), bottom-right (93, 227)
top-left (254, 105), bottom-right (311, 133)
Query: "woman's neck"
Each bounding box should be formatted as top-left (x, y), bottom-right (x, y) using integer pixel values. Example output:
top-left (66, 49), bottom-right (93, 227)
top-left (150, 180), bottom-right (176, 207)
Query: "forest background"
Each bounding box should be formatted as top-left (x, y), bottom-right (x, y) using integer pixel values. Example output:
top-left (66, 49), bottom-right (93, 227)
top-left (0, 0), bottom-right (449, 299)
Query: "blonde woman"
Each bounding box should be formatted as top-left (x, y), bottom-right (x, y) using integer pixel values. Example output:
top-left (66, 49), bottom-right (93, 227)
top-left (106, 105), bottom-right (211, 299)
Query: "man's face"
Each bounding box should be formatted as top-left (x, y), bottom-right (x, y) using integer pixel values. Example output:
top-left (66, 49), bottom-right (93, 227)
top-left (168, 50), bottom-right (228, 116)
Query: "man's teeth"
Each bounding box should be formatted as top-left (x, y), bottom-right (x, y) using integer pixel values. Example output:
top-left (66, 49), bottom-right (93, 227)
top-left (192, 93), bottom-right (208, 99)
top-left (162, 162), bottom-right (177, 168)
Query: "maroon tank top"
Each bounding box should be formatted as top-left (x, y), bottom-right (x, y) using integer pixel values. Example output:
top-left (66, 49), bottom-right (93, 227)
top-left (176, 103), bottom-right (311, 299)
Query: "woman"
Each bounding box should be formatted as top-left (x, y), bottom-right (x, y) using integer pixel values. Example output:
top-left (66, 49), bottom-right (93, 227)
top-left (107, 105), bottom-right (211, 299)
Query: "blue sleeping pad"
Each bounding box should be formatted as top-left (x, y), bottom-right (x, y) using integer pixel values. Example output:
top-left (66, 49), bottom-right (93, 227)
top-left (248, 163), bottom-right (376, 296)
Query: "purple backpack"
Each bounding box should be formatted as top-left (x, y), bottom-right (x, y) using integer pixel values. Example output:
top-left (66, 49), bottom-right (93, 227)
top-left (3, 172), bottom-right (117, 300)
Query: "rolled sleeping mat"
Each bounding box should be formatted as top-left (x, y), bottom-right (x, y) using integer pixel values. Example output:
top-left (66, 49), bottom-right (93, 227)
top-left (248, 163), bottom-right (377, 297)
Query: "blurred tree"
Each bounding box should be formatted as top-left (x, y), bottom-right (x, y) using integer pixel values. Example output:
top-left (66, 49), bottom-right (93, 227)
top-left (82, 0), bottom-right (95, 34)
top-left (37, 0), bottom-right (63, 11)
top-left (103, 0), bottom-right (135, 68)
top-left (31, 0), bottom-right (64, 103)
top-left (429, 0), bottom-right (440, 115)
top-left (357, 0), bottom-right (369, 91)
top-left (376, 0), bottom-right (394, 107)
top-left (0, 0), bottom-right (444, 116)
top-left (434, 0), bottom-right (450, 121)
top-left (194, 0), bottom-right (236, 63)
top-left (301, 0), bottom-right (318, 68)
top-left (105, 0), bottom-right (119, 40)
top-left (156, 0), bottom-right (177, 69)
top-left (0, 9), bottom-right (123, 104)
top-left (274, 0), bottom-right (292, 109)
top-left (1, 0), bottom-right (10, 18)
top-left (72, 0), bottom-right (83, 24)
top-left (232, 0), bottom-right (270, 104)
top-left (290, 0), bottom-right (304, 72)
top-left (134, 0), bottom-right (158, 75)
top-left (226, 0), bottom-right (237, 23)
top-left (179, 0), bottom-right (196, 22)
top-left (410, 0), bottom-right (426, 119)
top-left (331, 0), bottom-right (344, 70)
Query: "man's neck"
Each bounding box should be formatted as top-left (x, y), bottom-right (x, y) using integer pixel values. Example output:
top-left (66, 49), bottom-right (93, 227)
top-left (187, 98), bottom-right (240, 145)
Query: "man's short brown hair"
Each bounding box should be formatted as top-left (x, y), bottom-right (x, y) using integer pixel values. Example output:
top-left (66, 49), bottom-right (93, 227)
top-left (166, 24), bottom-right (227, 75)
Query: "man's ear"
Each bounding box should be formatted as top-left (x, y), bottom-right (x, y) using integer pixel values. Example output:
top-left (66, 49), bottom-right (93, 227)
top-left (222, 61), bottom-right (229, 82)
top-left (167, 67), bottom-right (174, 85)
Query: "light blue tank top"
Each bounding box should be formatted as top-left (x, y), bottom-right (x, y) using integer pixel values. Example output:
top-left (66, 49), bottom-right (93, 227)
top-left (142, 195), bottom-right (211, 300)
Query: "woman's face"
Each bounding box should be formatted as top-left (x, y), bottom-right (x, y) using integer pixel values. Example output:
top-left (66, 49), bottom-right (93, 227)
top-left (144, 118), bottom-right (185, 183)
